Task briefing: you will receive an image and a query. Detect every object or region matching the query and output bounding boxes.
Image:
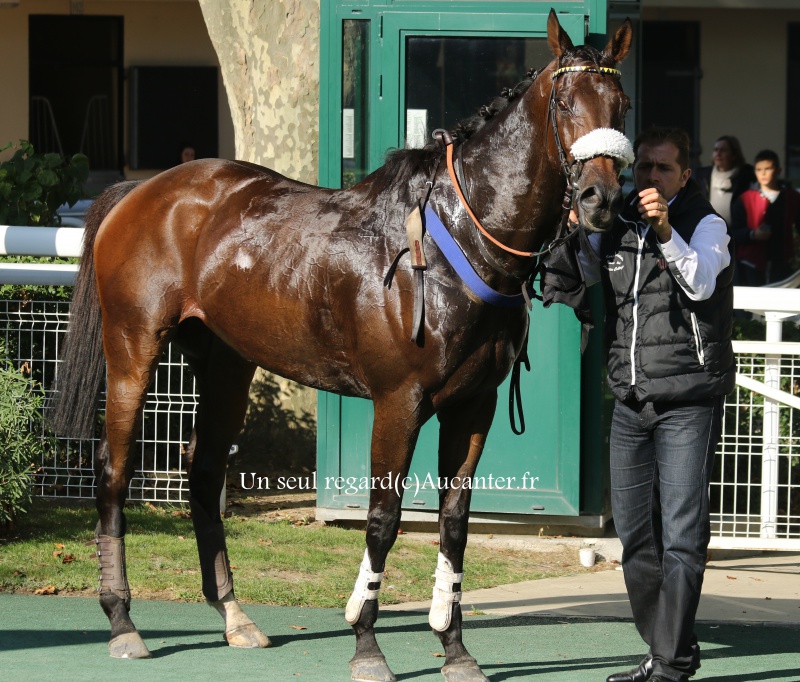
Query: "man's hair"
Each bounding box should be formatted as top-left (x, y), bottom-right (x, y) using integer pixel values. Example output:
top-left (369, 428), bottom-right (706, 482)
top-left (715, 135), bottom-right (746, 168)
top-left (754, 149), bottom-right (780, 167)
top-left (633, 127), bottom-right (691, 170)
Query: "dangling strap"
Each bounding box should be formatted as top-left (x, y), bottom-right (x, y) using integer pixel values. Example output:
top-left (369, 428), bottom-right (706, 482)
top-left (509, 317), bottom-right (531, 435)
top-left (89, 534), bottom-right (132, 605)
top-left (345, 549), bottom-right (384, 624)
top-left (429, 552), bottom-right (463, 632)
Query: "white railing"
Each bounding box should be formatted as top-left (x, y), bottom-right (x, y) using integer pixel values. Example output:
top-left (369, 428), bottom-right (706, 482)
top-left (0, 224), bottom-right (82, 285)
top-left (711, 287), bottom-right (800, 551)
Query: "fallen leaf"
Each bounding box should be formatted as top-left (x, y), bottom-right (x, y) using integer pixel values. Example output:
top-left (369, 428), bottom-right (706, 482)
top-left (487, 533), bottom-right (494, 539)
top-left (34, 585), bottom-right (58, 595)
top-left (13, 570), bottom-right (25, 576)
top-left (62, 554), bottom-right (75, 564)
top-left (230, 565), bottom-right (238, 570)
top-left (726, 576), bottom-right (737, 580)
top-left (749, 577), bottom-right (763, 582)
top-left (430, 540), bottom-right (440, 545)
top-left (766, 597), bottom-right (772, 600)
top-left (53, 543), bottom-right (65, 549)
top-left (52, 550), bottom-right (63, 558)
top-left (177, 536), bottom-right (185, 540)
top-left (258, 538), bottom-right (273, 546)
top-left (290, 625), bottom-right (307, 630)
top-left (432, 652), bottom-right (445, 658)
top-left (145, 502), bottom-right (158, 512)
top-left (337, 594), bottom-right (345, 599)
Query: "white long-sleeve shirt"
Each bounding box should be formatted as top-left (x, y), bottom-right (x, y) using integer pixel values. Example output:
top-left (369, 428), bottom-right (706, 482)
top-left (582, 200), bottom-right (730, 301)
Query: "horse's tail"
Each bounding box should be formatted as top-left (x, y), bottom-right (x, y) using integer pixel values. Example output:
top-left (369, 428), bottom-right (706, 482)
top-left (48, 181), bottom-right (140, 439)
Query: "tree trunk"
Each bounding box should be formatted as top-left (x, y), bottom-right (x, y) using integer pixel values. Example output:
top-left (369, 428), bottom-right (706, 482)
top-left (198, 0), bottom-right (320, 184)
top-left (197, 0), bottom-right (321, 470)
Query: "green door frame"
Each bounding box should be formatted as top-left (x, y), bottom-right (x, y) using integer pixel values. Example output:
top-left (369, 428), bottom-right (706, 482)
top-left (317, 0), bottom-right (614, 525)
top-left (320, 1), bottom-right (610, 189)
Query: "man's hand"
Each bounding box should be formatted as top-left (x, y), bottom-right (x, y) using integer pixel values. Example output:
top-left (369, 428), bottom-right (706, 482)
top-left (638, 187), bottom-right (671, 243)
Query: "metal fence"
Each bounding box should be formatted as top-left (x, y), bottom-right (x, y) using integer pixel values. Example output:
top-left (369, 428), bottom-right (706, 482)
top-left (0, 298), bottom-right (196, 502)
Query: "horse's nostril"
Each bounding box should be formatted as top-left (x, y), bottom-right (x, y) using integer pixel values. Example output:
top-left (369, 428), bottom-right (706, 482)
top-left (578, 186), bottom-right (601, 210)
top-left (579, 186), bottom-right (624, 216)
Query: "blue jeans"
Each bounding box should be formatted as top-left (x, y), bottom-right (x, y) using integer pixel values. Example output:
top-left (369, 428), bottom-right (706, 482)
top-left (610, 397), bottom-right (723, 681)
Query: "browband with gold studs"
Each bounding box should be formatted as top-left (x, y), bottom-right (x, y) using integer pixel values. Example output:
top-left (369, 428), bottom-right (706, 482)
top-left (552, 65), bottom-right (622, 78)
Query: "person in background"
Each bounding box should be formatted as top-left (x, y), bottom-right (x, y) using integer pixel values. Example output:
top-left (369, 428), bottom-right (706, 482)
top-left (731, 149), bottom-right (800, 285)
top-left (695, 135), bottom-right (755, 226)
top-left (180, 144), bottom-right (196, 164)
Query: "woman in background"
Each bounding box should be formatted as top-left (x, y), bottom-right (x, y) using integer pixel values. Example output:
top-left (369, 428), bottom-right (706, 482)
top-left (695, 135), bottom-right (755, 226)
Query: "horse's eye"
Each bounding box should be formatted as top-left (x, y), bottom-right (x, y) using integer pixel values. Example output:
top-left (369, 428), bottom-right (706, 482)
top-left (556, 99), bottom-right (570, 112)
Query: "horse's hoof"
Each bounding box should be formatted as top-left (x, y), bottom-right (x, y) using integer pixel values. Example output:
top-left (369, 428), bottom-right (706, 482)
top-left (225, 623), bottom-right (271, 648)
top-left (441, 658), bottom-right (490, 682)
top-left (350, 654), bottom-right (397, 682)
top-left (108, 632), bottom-right (152, 659)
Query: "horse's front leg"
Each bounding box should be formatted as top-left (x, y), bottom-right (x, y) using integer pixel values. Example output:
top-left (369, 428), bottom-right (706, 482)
top-left (431, 391), bottom-right (497, 682)
top-left (347, 392), bottom-right (425, 682)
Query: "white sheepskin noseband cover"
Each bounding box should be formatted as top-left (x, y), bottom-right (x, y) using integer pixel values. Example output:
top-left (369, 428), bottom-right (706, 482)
top-left (570, 128), bottom-right (634, 167)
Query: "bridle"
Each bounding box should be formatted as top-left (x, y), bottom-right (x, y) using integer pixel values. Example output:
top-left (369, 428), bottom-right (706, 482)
top-left (432, 62), bottom-right (630, 261)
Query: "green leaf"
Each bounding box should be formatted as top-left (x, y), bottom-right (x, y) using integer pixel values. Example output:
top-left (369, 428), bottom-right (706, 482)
top-left (36, 169), bottom-right (59, 187)
top-left (21, 184), bottom-right (42, 202)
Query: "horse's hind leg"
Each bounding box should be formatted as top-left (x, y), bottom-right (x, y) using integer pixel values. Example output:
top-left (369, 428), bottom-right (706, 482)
top-left (348, 393), bottom-right (425, 682)
top-left (94, 331), bottom-right (172, 659)
top-left (431, 392), bottom-right (497, 682)
top-left (178, 323), bottom-right (268, 648)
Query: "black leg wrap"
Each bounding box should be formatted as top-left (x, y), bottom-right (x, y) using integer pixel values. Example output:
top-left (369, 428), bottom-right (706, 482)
top-left (190, 497), bottom-right (234, 602)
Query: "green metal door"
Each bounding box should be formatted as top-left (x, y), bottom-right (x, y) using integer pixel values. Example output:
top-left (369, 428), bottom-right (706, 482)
top-left (317, 1), bottom-right (612, 521)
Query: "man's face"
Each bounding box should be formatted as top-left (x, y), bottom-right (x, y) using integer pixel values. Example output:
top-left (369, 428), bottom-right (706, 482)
top-left (755, 160), bottom-right (780, 190)
top-left (633, 142), bottom-right (691, 202)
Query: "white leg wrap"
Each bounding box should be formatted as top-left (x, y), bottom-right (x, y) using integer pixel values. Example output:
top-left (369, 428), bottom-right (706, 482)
top-left (428, 552), bottom-right (463, 632)
top-left (344, 549), bottom-right (384, 624)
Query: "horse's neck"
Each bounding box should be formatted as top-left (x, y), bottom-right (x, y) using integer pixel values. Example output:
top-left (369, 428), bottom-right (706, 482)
top-left (451, 80), bottom-right (565, 287)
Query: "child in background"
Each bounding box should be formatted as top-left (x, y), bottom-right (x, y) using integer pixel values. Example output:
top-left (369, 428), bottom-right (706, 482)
top-left (731, 150), bottom-right (800, 285)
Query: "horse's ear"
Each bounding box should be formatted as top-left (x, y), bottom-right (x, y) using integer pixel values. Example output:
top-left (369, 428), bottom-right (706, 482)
top-left (603, 19), bottom-right (633, 63)
top-left (547, 8), bottom-right (574, 58)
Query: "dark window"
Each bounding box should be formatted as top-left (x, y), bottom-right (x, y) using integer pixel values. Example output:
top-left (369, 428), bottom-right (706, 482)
top-left (29, 15), bottom-right (123, 174)
top-left (787, 24), bottom-right (800, 182)
top-left (640, 21), bottom-right (701, 167)
top-left (128, 66), bottom-right (218, 170)
top-left (404, 36), bottom-right (550, 147)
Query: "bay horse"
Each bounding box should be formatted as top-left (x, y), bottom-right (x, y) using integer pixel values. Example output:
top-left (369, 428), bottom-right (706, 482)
top-left (50, 12), bottom-right (632, 682)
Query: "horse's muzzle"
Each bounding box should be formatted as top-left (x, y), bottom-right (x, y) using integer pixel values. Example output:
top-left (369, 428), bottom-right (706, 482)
top-left (576, 184), bottom-right (623, 232)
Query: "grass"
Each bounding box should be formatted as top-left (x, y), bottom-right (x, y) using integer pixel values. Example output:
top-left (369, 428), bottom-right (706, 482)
top-left (0, 498), bottom-right (604, 608)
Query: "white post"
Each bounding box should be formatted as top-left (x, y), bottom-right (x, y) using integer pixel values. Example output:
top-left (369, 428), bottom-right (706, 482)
top-left (761, 312), bottom-right (785, 539)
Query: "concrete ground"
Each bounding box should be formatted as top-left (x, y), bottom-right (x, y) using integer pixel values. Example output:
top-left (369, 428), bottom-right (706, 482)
top-left (1, 544), bottom-right (797, 681)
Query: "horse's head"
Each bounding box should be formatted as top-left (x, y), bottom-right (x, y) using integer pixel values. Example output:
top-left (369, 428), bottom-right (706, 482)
top-left (545, 11), bottom-right (633, 232)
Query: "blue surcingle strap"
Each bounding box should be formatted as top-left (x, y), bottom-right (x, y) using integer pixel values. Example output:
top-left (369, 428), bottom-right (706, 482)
top-left (423, 206), bottom-right (527, 309)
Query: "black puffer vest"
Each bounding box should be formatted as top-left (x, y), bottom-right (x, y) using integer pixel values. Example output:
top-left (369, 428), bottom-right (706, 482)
top-left (602, 179), bottom-right (735, 402)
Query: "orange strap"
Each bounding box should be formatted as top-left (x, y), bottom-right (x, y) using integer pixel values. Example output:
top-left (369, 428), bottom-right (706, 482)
top-left (445, 143), bottom-right (535, 258)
